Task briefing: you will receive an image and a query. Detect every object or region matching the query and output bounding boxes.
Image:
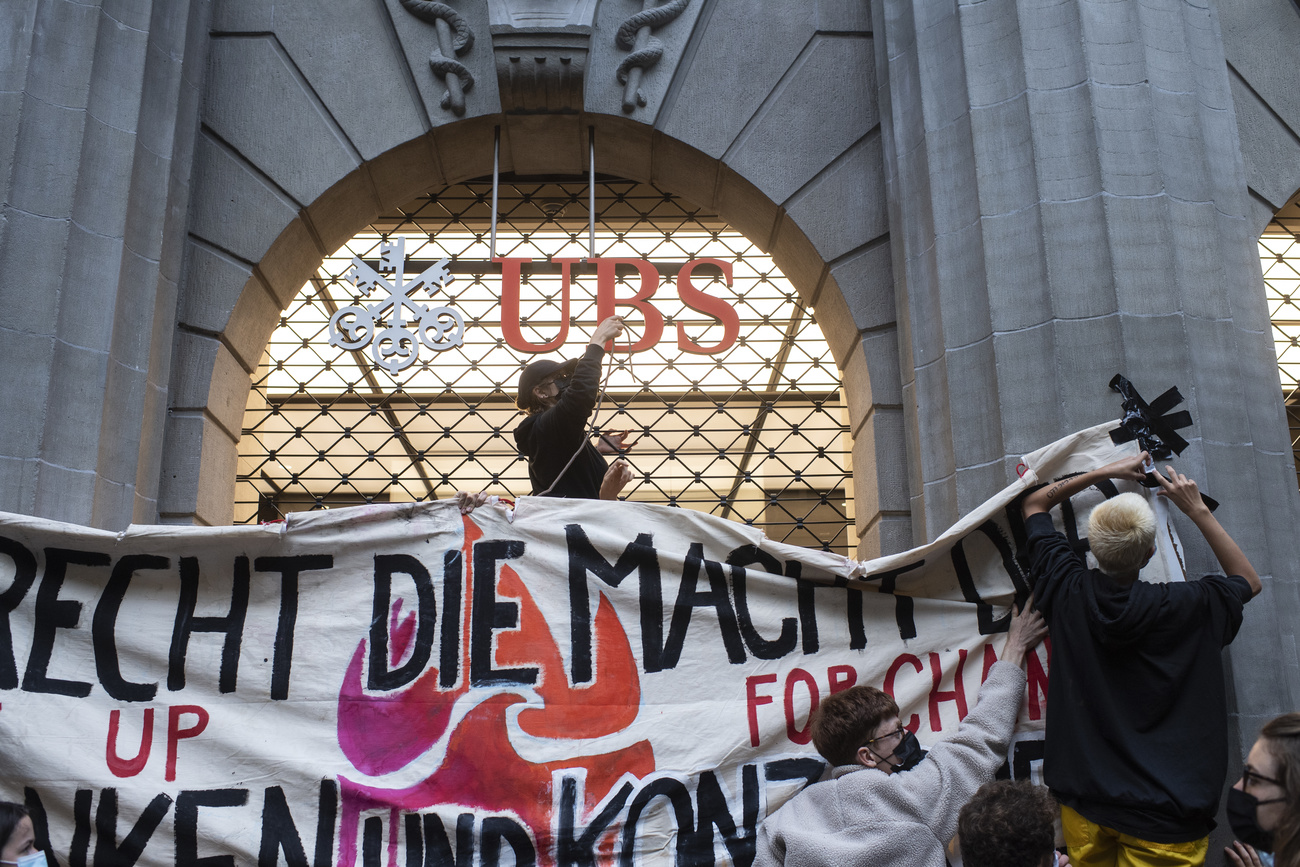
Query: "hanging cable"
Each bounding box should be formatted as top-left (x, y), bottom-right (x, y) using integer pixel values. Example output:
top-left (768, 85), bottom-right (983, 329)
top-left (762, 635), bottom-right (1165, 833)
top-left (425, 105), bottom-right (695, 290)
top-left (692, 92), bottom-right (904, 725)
top-left (490, 125), bottom-right (500, 259)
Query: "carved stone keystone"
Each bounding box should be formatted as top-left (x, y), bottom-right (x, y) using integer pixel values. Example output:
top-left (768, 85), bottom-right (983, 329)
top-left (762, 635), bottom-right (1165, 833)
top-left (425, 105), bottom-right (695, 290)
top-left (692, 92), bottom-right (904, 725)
top-left (488, 0), bottom-right (600, 113)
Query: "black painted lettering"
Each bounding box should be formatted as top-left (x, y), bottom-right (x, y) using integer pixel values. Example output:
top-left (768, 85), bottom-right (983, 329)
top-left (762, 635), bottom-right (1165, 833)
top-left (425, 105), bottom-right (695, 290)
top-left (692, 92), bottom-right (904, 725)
top-left (24, 548), bottom-right (110, 697)
top-left (763, 757), bottom-right (825, 791)
top-left (405, 814), bottom-right (422, 867)
top-left (661, 544), bottom-right (746, 670)
top-left (175, 789), bottom-right (249, 867)
top-left (727, 546), bottom-right (797, 661)
top-left (362, 816), bottom-right (382, 867)
top-left (93, 788), bottom-right (173, 867)
top-left (619, 779), bottom-right (693, 867)
top-left (0, 537), bottom-right (37, 689)
top-left (480, 817), bottom-right (535, 867)
top-left (368, 554), bottom-right (436, 691)
top-left (258, 786), bottom-right (309, 867)
top-left (168, 557), bottom-right (249, 694)
top-left (313, 779), bottom-right (338, 867)
top-left (556, 775), bottom-right (633, 867)
top-left (70, 789), bottom-right (91, 867)
top-left (94, 555), bottom-right (169, 702)
top-left (790, 563), bottom-right (820, 655)
top-left (470, 540), bottom-right (536, 686)
top-left (256, 555), bottom-right (333, 700)
top-left (846, 587), bottom-right (867, 650)
top-left (694, 766), bottom-right (759, 867)
top-left (421, 813), bottom-right (474, 867)
top-left (856, 561), bottom-right (924, 642)
top-left (439, 551), bottom-right (463, 689)
top-left (23, 787), bottom-right (60, 867)
top-left (950, 521), bottom-right (1027, 635)
top-left (564, 526), bottom-right (661, 681)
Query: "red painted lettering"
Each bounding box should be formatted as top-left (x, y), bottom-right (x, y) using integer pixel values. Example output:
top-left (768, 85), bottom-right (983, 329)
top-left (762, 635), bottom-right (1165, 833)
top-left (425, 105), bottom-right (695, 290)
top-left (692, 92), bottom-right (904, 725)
top-left (884, 653), bottom-right (923, 732)
top-left (106, 708), bottom-right (153, 778)
top-left (828, 664), bottom-right (857, 694)
top-left (927, 650), bottom-right (969, 731)
top-left (783, 668), bottom-right (820, 745)
top-left (166, 704), bottom-right (209, 782)
top-left (745, 673), bottom-right (778, 747)
top-left (981, 643), bottom-right (998, 682)
top-left (1026, 639), bottom-right (1050, 721)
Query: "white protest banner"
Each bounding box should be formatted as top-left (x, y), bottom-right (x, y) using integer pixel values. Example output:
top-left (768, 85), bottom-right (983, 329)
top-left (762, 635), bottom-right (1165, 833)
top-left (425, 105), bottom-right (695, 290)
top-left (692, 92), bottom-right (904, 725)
top-left (0, 421), bottom-right (1186, 867)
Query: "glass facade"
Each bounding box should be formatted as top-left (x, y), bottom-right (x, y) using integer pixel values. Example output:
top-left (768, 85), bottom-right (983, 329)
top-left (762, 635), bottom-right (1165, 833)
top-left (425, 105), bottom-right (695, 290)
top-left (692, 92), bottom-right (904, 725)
top-left (1263, 213), bottom-right (1300, 488)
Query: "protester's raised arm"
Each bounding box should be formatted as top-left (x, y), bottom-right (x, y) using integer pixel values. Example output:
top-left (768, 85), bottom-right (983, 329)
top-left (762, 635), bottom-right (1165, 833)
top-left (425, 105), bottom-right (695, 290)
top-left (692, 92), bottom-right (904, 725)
top-left (999, 599), bottom-right (1048, 669)
top-left (589, 316), bottom-right (625, 348)
top-left (1152, 465), bottom-right (1260, 597)
top-left (1021, 453), bottom-right (1149, 518)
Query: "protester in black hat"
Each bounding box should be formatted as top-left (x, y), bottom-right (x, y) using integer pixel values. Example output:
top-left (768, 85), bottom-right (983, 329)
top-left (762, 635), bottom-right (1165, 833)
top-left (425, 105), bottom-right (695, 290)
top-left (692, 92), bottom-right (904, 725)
top-left (513, 315), bottom-right (634, 500)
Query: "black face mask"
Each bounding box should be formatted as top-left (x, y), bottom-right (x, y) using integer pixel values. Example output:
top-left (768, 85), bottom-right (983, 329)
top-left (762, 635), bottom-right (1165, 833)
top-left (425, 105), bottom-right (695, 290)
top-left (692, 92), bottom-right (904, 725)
top-left (1227, 787), bottom-right (1282, 852)
top-left (552, 374), bottom-right (571, 396)
top-left (873, 731), bottom-right (926, 773)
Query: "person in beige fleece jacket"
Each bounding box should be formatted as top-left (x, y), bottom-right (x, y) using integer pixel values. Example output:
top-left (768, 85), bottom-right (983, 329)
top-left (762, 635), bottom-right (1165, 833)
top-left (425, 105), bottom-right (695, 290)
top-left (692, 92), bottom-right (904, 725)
top-left (755, 602), bottom-right (1048, 867)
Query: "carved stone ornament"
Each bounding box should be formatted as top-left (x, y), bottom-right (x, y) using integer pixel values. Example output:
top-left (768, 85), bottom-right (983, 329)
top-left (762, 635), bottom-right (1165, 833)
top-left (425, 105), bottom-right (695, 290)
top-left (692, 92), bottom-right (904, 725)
top-left (487, 0), bottom-right (600, 113)
top-left (399, 0), bottom-right (476, 116)
top-left (487, 0), bottom-right (599, 27)
top-left (616, 0), bottom-right (689, 112)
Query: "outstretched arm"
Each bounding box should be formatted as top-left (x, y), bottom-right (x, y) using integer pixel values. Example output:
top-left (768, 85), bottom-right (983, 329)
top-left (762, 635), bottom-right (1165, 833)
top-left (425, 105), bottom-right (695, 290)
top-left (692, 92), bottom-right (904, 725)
top-left (1021, 452), bottom-right (1150, 518)
top-left (1152, 465), bottom-right (1261, 596)
top-left (999, 598), bottom-right (1048, 668)
top-left (590, 315), bottom-right (625, 349)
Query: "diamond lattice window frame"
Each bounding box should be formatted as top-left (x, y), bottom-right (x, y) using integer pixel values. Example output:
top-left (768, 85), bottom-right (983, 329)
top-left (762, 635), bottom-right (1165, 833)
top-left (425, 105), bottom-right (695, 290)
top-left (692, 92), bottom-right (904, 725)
top-left (1263, 213), bottom-right (1300, 489)
top-left (236, 179), bottom-right (855, 553)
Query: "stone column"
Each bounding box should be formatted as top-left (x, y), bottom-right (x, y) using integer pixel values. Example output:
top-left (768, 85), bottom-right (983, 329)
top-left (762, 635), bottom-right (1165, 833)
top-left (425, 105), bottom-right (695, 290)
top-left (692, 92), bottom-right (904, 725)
top-left (873, 0), bottom-right (1300, 739)
top-left (0, 0), bottom-right (211, 529)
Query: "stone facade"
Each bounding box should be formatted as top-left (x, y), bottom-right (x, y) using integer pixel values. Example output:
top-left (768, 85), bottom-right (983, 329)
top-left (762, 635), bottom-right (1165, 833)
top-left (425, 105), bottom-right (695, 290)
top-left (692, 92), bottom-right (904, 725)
top-left (3, 0), bottom-right (1300, 801)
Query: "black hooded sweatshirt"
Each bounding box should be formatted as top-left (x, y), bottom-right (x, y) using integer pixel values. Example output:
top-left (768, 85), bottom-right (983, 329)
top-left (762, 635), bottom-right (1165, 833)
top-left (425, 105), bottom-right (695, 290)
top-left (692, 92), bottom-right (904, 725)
top-left (513, 344), bottom-right (607, 498)
top-left (1025, 511), bottom-right (1252, 842)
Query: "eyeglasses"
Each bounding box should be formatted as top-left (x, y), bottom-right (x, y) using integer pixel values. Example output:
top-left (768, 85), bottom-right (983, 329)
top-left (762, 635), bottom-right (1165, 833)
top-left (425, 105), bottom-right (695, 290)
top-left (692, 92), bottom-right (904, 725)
top-left (866, 727), bottom-right (905, 747)
top-left (1242, 767), bottom-right (1285, 791)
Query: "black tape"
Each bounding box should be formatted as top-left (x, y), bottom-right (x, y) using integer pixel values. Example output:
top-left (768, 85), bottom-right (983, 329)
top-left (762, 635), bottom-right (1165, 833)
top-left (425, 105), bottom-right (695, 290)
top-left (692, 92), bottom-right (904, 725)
top-left (1107, 375), bottom-right (1218, 510)
top-left (1108, 374), bottom-right (1192, 460)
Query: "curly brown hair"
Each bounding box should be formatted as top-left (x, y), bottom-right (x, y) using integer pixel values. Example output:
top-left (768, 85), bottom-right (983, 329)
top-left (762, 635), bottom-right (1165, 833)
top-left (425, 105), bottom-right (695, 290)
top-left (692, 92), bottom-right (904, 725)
top-left (958, 780), bottom-right (1058, 867)
top-left (808, 685), bottom-right (899, 767)
top-left (1262, 713), bottom-right (1300, 867)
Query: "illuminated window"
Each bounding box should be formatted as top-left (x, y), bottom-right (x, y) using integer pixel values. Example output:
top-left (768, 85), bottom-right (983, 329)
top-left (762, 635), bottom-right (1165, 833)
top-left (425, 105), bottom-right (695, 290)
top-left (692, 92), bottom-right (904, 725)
top-left (236, 179), bottom-right (854, 552)
top-left (1263, 210), bottom-right (1300, 488)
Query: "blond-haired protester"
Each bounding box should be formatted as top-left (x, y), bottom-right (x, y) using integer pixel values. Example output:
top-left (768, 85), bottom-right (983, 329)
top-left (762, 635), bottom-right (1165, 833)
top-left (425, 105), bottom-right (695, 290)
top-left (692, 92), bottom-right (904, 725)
top-left (1226, 713), bottom-right (1300, 867)
top-left (1020, 453), bottom-right (1260, 867)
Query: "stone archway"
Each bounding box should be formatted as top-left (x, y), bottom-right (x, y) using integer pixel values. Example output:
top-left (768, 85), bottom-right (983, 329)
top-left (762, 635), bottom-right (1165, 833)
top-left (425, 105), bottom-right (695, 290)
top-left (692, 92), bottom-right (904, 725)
top-left (159, 114), bottom-right (906, 559)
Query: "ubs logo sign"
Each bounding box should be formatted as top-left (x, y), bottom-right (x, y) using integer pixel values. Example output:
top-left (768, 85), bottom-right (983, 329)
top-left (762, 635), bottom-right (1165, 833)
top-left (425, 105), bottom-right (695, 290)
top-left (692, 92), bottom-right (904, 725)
top-left (328, 237), bottom-right (466, 374)
top-left (329, 237), bottom-right (741, 374)
top-left (497, 256), bottom-right (738, 355)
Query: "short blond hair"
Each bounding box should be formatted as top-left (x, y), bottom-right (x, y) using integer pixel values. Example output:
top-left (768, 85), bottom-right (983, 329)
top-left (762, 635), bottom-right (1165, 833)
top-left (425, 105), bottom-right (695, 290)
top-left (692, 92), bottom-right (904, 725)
top-left (1087, 492), bottom-right (1156, 576)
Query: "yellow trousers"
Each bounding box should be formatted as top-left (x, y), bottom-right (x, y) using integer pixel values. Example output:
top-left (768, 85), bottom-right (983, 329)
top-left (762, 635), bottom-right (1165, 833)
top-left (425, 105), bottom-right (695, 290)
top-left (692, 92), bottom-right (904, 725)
top-left (1060, 805), bottom-right (1209, 867)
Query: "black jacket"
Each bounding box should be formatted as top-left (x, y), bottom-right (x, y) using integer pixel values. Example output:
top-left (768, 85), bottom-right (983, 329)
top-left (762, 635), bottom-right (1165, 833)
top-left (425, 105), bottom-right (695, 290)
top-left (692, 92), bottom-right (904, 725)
top-left (514, 344), bottom-right (607, 498)
top-left (1026, 511), bottom-right (1252, 842)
